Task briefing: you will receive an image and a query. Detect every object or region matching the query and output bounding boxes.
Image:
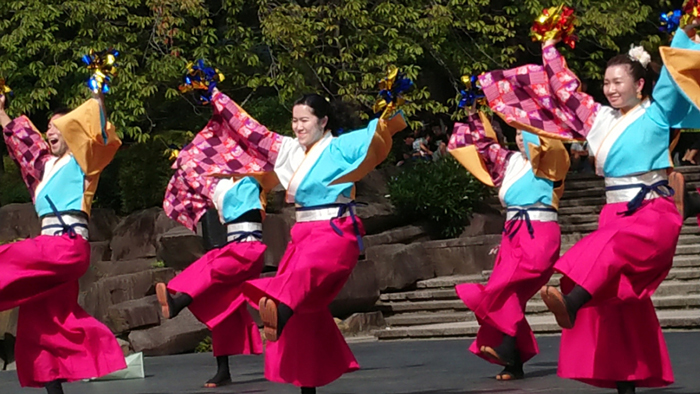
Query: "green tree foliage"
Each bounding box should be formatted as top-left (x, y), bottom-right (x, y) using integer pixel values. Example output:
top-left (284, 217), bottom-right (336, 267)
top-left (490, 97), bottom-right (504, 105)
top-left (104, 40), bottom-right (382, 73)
top-left (388, 157), bottom-right (491, 239)
top-left (0, 0), bottom-right (679, 212)
top-left (0, 0), bottom-right (677, 135)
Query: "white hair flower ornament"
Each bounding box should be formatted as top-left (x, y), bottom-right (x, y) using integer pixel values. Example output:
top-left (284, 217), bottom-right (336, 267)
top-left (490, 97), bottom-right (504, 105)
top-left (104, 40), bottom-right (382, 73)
top-left (628, 45), bottom-right (651, 68)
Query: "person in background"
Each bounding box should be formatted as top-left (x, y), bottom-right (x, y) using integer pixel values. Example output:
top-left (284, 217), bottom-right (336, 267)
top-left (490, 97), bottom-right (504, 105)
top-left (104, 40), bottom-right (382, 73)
top-left (570, 141), bottom-right (595, 173)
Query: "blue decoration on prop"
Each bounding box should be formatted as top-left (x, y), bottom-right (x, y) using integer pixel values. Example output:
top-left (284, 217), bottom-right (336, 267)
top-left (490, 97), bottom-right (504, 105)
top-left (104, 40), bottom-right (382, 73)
top-left (458, 75), bottom-right (486, 109)
top-left (178, 60), bottom-right (225, 105)
top-left (660, 10), bottom-right (682, 34)
top-left (82, 49), bottom-right (119, 94)
top-left (373, 66), bottom-right (414, 119)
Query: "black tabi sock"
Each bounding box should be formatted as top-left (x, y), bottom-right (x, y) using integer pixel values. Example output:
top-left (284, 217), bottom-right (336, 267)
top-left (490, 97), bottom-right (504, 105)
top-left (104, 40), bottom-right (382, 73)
top-left (278, 303), bottom-right (294, 337)
top-left (206, 355), bottom-right (231, 385)
top-left (168, 293), bottom-right (193, 319)
top-left (500, 352), bottom-right (524, 378)
top-left (686, 190), bottom-right (700, 219)
top-left (616, 381), bottom-right (635, 394)
top-left (494, 334), bottom-right (517, 365)
top-left (45, 380), bottom-right (64, 394)
top-left (563, 285), bottom-right (592, 322)
top-left (301, 387), bottom-right (317, 394)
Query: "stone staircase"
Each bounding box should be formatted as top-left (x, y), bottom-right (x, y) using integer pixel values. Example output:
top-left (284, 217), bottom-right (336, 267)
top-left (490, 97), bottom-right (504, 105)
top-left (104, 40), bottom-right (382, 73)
top-left (373, 166), bottom-right (700, 340)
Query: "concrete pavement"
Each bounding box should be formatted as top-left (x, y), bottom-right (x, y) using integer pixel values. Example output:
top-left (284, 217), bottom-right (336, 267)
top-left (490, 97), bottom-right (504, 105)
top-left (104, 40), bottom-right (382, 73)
top-left (2, 332), bottom-right (700, 393)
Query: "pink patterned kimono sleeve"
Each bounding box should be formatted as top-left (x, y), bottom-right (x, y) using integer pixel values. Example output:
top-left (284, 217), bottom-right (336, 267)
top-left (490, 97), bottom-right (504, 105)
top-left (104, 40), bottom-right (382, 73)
top-left (448, 113), bottom-right (512, 187)
top-left (163, 93), bottom-right (283, 231)
top-left (211, 92), bottom-right (284, 165)
top-left (2, 116), bottom-right (51, 199)
top-left (479, 45), bottom-right (600, 140)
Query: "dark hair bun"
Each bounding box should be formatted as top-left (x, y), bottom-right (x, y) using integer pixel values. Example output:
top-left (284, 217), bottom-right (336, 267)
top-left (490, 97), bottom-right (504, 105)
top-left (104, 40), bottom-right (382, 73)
top-left (293, 94), bottom-right (361, 136)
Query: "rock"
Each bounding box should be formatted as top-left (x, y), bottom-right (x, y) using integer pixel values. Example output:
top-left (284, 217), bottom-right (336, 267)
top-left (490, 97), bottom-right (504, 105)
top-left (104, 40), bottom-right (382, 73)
top-left (262, 206), bottom-right (295, 268)
top-left (79, 268), bottom-right (176, 323)
top-left (422, 235), bottom-right (500, 277)
top-left (80, 241), bottom-right (114, 291)
top-left (367, 243), bottom-right (431, 292)
top-left (90, 241), bottom-right (112, 264)
top-left (0, 308), bottom-right (18, 338)
top-left (366, 235), bottom-right (501, 292)
top-left (338, 311), bottom-right (386, 336)
top-left (0, 203), bottom-right (39, 243)
top-left (363, 225), bottom-right (430, 250)
top-left (331, 259), bottom-right (379, 317)
top-left (460, 212), bottom-right (506, 238)
top-left (354, 169), bottom-right (409, 234)
top-left (110, 208), bottom-right (181, 261)
top-left (117, 338), bottom-right (133, 357)
top-left (89, 208), bottom-right (120, 242)
top-left (156, 227), bottom-right (205, 270)
top-left (92, 259), bottom-right (159, 278)
top-left (128, 309), bottom-right (208, 356)
top-left (264, 186), bottom-right (288, 214)
top-left (80, 257), bottom-right (156, 293)
top-left (106, 295), bottom-right (161, 334)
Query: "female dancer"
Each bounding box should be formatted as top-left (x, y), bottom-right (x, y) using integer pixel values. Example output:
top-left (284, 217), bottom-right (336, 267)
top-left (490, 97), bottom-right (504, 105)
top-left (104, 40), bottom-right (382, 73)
top-left (449, 106), bottom-right (568, 380)
top-left (478, 21), bottom-right (700, 393)
top-left (198, 87), bottom-right (406, 393)
top-left (158, 93), bottom-right (282, 386)
top-left (0, 92), bottom-right (126, 393)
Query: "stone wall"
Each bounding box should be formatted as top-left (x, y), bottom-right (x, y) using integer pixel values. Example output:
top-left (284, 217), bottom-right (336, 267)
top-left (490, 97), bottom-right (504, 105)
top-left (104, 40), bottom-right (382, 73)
top-left (0, 168), bottom-right (503, 359)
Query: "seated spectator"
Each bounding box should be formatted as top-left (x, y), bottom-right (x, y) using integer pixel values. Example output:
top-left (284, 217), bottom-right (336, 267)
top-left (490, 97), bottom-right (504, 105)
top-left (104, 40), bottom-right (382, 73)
top-left (413, 131), bottom-right (433, 160)
top-left (433, 140), bottom-right (448, 161)
top-left (396, 134), bottom-right (416, 167)
top-left (682, 137), bottom-right (700, 165)
top-left (570, 141), bottom-right (595, 173)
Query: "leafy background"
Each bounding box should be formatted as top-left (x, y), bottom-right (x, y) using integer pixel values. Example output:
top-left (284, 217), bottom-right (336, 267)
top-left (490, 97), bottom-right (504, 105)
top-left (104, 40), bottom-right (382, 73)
top-left (0, 0), bottom-right (680, 214)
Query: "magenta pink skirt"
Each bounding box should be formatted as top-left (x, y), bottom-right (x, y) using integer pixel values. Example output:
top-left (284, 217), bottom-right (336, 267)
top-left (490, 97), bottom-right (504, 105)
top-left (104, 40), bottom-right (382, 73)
top-left (243, 217), bottom-right (363, 388)
top-left (557, 197), bottom-right (681, 388)
top-left (457, 220), bottom-right (560, 364)
top-left (0, 235), bottom-right (126, 387)
top-left (168, 241), bottom-right (265, 357)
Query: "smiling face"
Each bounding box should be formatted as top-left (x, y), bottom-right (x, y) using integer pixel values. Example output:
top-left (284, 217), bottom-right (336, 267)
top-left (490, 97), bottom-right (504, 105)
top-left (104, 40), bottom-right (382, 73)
top-left (292, 104), bottom-right (327, 149)
top-left (46, 114), bottom-right (69, 157)
top-left (515, 130), bottom-right (525, 154)
top-left (603, 64), bottom-right (644, 112)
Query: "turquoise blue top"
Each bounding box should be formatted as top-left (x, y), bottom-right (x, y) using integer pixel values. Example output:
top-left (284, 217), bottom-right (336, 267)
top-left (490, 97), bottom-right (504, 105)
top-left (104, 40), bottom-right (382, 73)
top-left (35, 155), bottom-right (86, 217)
top-left (275, 111), bottom-right (406, 207)
top-left (500, 132), bottom-right (557, 208)
top-left (219, 177), bottom-right (263, 223)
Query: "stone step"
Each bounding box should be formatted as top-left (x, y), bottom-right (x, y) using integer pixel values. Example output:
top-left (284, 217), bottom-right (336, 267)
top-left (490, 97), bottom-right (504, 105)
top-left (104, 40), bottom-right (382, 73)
top-left (673, 255), bottom-right (700, 267)
top-left (375, 308), bottom-right (700, 339)
top-left (561, 223), bottom-right (700, 235)
top-left (382, 277), bottom-right (700, 307)
top-left (416, 274), bottom-right (484, 289)
top-left (563, 234), bottom-right (700, 251)
top-left (561, 179), bottom-right (604, 192)
top-left (413, 266), bottom-right (700, 291)
top-left (378, 293), bottom-right (700, 315)
top-left (559, 196), bottom-right (606, 208)
top-left (557, 206), bottom-right (602, 216)
top-left (384, 311), bottom-right (475, 326)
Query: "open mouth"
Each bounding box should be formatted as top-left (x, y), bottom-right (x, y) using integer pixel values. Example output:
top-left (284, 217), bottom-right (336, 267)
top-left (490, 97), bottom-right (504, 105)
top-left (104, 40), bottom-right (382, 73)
top-left (49, 138), bottom-right (58, 145)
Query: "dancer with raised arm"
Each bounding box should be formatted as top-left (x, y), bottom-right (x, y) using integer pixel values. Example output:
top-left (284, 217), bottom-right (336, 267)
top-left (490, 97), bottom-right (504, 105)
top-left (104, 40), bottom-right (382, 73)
top-left (0, 82), bottom-right (125, 392)
top-left (449, 104), bottom-right (569, 381)
top-left (478, 12), bottom-right (700, 393)
top-left (157, 80), bottom-right (281, 386)
top-left (193, 71), bottom-right (407, 393)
